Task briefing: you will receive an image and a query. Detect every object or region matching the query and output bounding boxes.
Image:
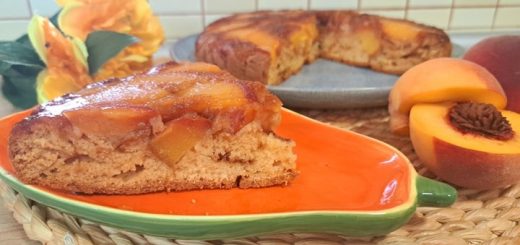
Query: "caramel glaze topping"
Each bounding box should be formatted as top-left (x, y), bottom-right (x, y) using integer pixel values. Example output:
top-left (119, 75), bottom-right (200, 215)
top-left (449, 102), bottom-right (514, 141)
top-left (32, 62), bottom-right (282, 134)
top-left (197, 11), bottom-right (317, 57)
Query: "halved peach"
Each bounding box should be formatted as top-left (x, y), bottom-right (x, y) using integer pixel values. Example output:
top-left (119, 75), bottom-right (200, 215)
top-left (409, 103), bottom-right (520, 189)
top-left (63, 106), bottom-right (159, 136)
top-left (389, 58), bottom-right (507, 135)
top-left (149, 115), bottom-right (211, 167)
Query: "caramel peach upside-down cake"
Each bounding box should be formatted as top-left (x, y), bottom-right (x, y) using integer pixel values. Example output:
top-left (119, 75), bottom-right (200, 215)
top-left (196, 10), bottom-right (452, 85)
top-left (8, 62), bottom-right (297, 194)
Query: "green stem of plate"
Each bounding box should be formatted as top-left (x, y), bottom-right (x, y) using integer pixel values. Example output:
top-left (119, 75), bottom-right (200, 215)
top-left (416, 175), bottom-right (457, 207)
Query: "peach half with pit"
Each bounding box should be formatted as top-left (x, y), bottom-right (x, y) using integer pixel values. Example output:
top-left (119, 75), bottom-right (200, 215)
top-left (388, 58), bottom-right (507, 135)
top-left (409, 102), bottom-right (520, 189)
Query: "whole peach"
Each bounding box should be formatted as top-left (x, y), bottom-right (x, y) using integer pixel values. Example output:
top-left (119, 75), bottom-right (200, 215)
top-left (464, 36), bottom-right (520, 112)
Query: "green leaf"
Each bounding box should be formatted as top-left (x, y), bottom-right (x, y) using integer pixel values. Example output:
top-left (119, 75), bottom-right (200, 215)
top-left (1, 64), bottom-right (41, 109)
top-left (2, 78), bottom-right (37, 109)
top-left (1, 10), bottom-right (61, 109)
top-left (15, 34), bottom-right (31, 47)
top-left (49, 10), bottom-right (61, 28)
top-left (2, 72), bottom-right (38, 109)
top-left (85, 31), bottom-right (139, 75)
top-left (0, 41), bottom-right (44, 69)
top-left (0, 61), bottom-right (11, 73)
top-left (3, 65), bottom-right (40, 91)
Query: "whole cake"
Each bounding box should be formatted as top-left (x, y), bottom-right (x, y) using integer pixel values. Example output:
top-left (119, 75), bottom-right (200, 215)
top-left (196, 10), bottom-right (452, 85)
top-left (8, 62), bottom-right (297, 194)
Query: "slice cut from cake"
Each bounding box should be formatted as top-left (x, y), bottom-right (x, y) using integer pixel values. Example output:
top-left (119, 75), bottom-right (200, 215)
top-left (8, 62), bottom-right (297, 194)
top-left (196, 11), bottom-right (319, 85)
top-left (195, 10), bottom-right (452, 84)
top-left (316, 11), bottom-right (452, 74)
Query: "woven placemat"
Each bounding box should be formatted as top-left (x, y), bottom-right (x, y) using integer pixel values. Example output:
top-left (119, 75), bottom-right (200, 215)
top-left (2, 107), bottom-right (520, 245)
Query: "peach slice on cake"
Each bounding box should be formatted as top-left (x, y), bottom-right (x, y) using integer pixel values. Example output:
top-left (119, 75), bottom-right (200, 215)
top-left (388, 58), bottom-right (507, 135)
top-left (409, 102), bottom-right (520, 189)
top-left (150, 114), bottom-right (211, 167)
top-left (63, 106), bottom-right (159, 136)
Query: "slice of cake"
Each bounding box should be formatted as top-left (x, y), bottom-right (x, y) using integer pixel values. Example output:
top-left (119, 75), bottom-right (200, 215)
top-left (196, 11), bottom-right (319, 85)
top-left (316, 11), bottom-right (452, 74)
top-left (8, 62), bottom-right (297, 194)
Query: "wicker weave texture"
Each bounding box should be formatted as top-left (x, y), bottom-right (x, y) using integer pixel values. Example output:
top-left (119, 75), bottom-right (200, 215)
top-left (1, 107), bottom-right (520, 244)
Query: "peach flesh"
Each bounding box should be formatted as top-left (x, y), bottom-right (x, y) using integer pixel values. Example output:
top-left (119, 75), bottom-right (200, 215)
top-left (150, 115), bottom-right (211, 167)
top-left (409, 103), bottom-right (520, 189)
top-left (63, 106), bottom-right (159, 136)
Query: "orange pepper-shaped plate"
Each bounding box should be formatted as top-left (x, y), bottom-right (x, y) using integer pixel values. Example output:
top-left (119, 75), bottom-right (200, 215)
top-left (0, 109), bottom-right (456, 240)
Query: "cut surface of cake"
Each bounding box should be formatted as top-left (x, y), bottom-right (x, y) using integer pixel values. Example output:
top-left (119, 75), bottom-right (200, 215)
top-left (196, 11), bottom-right (319, 85)
top-left (316, 11), bottom-right (452, 74)
top-left (8, 62), bottom-right (297, 194)
top-left (196, 10), bottom-right (452, 84)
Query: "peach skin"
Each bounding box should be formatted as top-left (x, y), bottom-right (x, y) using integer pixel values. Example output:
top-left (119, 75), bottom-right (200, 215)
top-left (409, 102), bottom-right (520, 189)
top-left (464, 36), bottom-right (520, 113)
top-left (388, 58), bottom-right (507, 135)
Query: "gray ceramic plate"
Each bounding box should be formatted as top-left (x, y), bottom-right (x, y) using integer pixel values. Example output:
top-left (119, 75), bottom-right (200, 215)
top-left (170, 33), bottom-right (507, 109)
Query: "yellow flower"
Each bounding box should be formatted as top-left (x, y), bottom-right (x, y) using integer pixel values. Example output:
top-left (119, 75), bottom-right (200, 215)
top-left (28, 15), bottom-right (92, 101)
top-left (57, 0), bottom-right (164, 80)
